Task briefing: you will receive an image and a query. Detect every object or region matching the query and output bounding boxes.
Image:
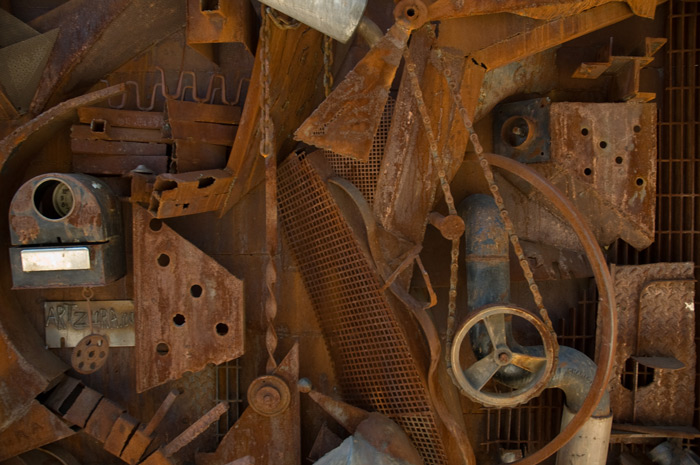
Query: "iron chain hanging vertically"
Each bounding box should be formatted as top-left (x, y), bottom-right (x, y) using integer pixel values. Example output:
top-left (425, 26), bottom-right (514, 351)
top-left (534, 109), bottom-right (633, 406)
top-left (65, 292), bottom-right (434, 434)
top-left (402, 24), bottom-right (557, 378)
top-left (261, 7), bottom-right (278, 374)
top-left (323, 35), bottom-right (334, 98)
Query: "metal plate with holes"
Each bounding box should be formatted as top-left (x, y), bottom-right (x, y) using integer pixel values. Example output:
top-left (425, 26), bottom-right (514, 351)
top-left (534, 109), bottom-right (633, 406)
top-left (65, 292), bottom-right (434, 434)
top-left (44, 300), bottom-right (134, 348)
top-left (22, 247), bottom-right (91, 272)
top-left (132, 205), bottom-right (244, 393)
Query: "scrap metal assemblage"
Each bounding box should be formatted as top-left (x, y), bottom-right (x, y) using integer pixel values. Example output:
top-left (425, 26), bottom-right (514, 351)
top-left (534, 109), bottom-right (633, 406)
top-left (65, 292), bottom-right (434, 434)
top-left (0, 1), bottom-right (698, 465)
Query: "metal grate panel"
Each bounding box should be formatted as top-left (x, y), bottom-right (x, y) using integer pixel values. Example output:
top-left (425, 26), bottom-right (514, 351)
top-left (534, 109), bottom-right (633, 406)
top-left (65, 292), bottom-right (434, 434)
top-left (610, 0), bottom-right (700, 427)
top-left (325, 97), bottom-right (395, 206)
top-left (278, 152), bottom-right (450, 465)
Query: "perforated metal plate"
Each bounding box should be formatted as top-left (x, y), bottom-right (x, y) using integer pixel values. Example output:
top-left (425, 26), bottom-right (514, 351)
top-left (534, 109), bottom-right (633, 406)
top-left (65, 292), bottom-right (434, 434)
top-left (278, 152), bottom-right (449, 465)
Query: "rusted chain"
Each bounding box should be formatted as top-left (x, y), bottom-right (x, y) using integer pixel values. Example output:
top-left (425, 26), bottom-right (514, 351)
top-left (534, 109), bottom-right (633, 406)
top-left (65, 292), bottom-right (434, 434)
top-left (323, 35), bottom-right (334, 98)
top-left (266, 7), bottom-right (300, 30)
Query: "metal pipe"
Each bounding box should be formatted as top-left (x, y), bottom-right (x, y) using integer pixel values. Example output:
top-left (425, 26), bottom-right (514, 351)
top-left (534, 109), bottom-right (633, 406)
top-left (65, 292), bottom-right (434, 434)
top-left (257, 0), bottom-right (368, 43)
top-left (460, 194), bottom-right (611, 462)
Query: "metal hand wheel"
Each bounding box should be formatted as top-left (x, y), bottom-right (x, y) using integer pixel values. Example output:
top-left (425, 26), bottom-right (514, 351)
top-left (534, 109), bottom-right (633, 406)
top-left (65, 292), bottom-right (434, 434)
top-left (450, 304), bottom-right (557, 408)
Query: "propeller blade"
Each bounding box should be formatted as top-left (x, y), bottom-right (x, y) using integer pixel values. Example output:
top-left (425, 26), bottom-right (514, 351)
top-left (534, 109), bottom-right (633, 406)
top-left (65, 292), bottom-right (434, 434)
top-left (464, 355), bottom-right (501, 391)
top-left (510, 350), bottom-right (547, 373)
top-left (295, 22), bottom-right (409, 162)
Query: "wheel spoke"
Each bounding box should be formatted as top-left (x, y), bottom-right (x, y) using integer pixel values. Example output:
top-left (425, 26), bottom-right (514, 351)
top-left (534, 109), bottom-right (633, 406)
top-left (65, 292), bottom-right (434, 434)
top-left (511, 351), bottom-right (547, 373)
top-left (483, 314), bottom-right (507, 348)
top-left (464, 355), bottom-right (501, 391)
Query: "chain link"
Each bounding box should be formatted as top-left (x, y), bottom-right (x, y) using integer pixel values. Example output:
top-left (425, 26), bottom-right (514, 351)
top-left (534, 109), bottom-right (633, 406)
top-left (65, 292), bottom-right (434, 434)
top-left (433, 46), bottom-right (554, 333)
top-left (403, 25), bottom-right (556, 373)
top-left (323, 35), bottom-right (334, 98)
top-left (402, 39), bottom-right (462, 357)
top-left (266, 7), bottom-right (300, 30)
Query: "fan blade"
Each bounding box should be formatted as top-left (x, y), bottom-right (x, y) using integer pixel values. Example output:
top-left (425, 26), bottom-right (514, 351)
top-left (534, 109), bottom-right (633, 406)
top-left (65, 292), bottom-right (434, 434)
top-left (295, 22), bottom-right (409, 162)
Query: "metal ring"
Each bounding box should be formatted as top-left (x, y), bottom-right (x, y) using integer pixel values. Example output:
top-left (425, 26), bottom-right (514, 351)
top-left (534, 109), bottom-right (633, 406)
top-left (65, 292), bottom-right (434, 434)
top-left (450, 304), bottom-right (557, 408)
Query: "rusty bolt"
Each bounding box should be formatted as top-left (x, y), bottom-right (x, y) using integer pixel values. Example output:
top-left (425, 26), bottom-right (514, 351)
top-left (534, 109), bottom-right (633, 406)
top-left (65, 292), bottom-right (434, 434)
top-left (256, 386), bottom-right (281, 409)
top-left (498, 352), bottom-right (510, 364)
top-left (297, 378), bottom-right (312, 393)
top-left (428, 212), bottom-right (465, 241)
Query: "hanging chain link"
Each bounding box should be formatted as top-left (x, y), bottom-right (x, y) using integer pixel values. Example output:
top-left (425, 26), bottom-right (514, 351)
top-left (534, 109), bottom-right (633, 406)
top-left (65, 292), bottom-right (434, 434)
top-left (261, 8), bottom-right (278, 374)
top-left (433, 46), bottom-right (554, 333)
top-left (323, 35), bottom-right (334, 98)
top-left (82, 287), bottom-right (95, 333)
top-left (402, 25), bottom-right (556, 366)
top-left (266, 7), bottom-right (300, 30)
top-left (402, 43), bottom-right (462, 350)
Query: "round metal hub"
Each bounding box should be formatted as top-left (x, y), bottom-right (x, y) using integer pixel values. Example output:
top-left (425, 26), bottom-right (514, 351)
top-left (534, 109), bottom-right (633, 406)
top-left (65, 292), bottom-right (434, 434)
top-left (71, 334), bottom-right (109, 375)
top-left (247, 375), bottom-right (291, 417)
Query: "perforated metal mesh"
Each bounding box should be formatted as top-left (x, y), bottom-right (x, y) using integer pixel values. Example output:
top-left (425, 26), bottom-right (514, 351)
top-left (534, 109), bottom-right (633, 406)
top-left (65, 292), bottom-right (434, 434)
top-left (325, 97), bottom-right (395, 206)
top-left (278, 152), bottom-right (449, 465)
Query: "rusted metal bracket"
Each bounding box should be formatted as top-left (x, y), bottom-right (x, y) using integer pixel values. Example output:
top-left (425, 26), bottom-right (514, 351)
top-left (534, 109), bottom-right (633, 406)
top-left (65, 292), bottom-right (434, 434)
top-left (295, 22), bottom-right (410, 162)
top-left (149, 170), bottom-right (234, 218)
top-left (196, 344), bottom-right (300, 465)
top-left (572, 37), bottom-right (667, 102)
top-left (186, 0), bottom-right (257, 57)
top-left (133, 205), bottom-right (244, 392)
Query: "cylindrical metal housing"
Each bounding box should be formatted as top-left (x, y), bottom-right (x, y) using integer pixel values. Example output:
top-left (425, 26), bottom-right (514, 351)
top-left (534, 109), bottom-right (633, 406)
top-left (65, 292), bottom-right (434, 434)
top-left (556, 405), bottom-right (612, 465)
top-left (258, 0), bottom-right (368, 43)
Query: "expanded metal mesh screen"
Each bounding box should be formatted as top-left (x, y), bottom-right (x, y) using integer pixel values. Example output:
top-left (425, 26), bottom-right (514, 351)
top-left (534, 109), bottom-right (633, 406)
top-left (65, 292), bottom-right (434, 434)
top-left (325, 97), bottom-right (395, 206)
top-left (278, 152), bottom-right (449, 465)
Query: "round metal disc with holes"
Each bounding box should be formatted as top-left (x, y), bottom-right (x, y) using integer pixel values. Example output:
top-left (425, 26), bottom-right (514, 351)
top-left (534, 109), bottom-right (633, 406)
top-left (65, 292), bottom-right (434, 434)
top-left (71, 334), bottom-right (110, 374)
top-left (450, 304), bottom-right (557, 408)
top-left (247, 375), bottom-right (291, 417)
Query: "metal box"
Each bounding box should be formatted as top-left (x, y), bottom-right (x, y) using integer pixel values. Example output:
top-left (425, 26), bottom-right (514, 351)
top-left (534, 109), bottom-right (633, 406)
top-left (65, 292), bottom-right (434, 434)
top-left (9, 173), bottom-right (125, 288)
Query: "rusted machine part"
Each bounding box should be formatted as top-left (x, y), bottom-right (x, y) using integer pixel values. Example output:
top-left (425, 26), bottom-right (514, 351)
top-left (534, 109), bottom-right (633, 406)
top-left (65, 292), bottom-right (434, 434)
top-left (426, 0), bottom-right (655, 23)
top-left (8, 172), bottom-right (126, 288)
top-left (493, 101), bottom-right (657, 252)
top-left (196, 344), bottom-right (300, 465)
top-left (572, 37), bottom-right (666, 102)
top-left (70, 104), bottom-right (171, 175)
top-left (0, 401), bottom-right (75, 461)
top-left (450, 305), bottom-right (558, 408)
top-left (603, 263), bottom-right (696, 426)
top-left (247, 375), bottom-right (290, 417)
top-left (295, 21), bottom-right (410, 162)
top-left (278, 152), bottom-right (468, 465)
top-left (27, 0), bottom-right (186, 114)
top-left (463, 153), bottom-right (617, 465)
top-left (0, 85), bottom-right (124, 434)
top-left (132, 205), bottom-right (244, 392)
top-left (428, 212), bottom-right (465, 241)
top-left (185, 0), bottom-right (257, 55)
top-left (493, 98), bottom-right (551, 164)
top-left (165, 99), bottom-right (242, 173)
top-left (70, 334), bottom-right (109, 375)
top-left (149, 170), bottom-right (234, 218)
